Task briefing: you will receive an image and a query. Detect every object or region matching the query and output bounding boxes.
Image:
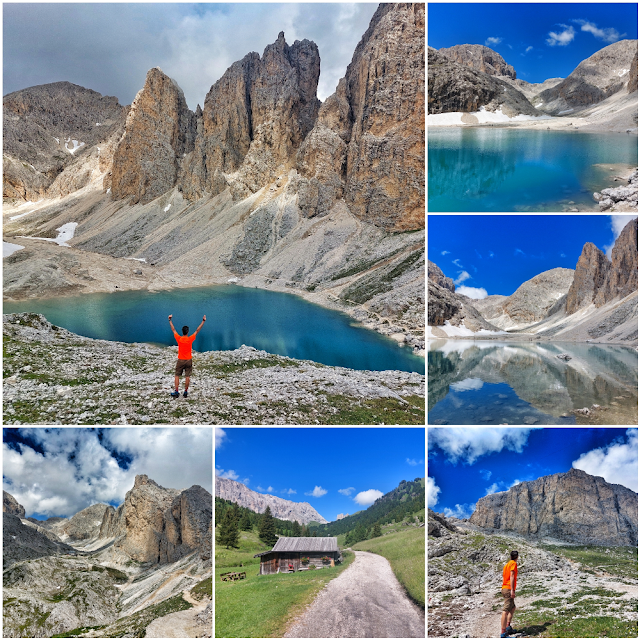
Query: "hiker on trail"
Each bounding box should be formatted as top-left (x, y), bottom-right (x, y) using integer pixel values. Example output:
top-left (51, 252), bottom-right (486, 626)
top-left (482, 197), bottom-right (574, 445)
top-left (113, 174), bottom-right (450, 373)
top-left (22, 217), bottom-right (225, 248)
top-left (500, 550), bottom-right (518, 638)
top-left (168, 314), bottom-right (205, 398)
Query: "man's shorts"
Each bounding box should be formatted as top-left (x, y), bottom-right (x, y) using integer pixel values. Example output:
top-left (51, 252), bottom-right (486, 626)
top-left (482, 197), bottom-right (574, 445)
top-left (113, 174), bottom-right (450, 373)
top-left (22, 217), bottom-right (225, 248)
top-left (501, 588), bottom-right (515, 612)
top-left (175, 359), bottom-right (193, 377)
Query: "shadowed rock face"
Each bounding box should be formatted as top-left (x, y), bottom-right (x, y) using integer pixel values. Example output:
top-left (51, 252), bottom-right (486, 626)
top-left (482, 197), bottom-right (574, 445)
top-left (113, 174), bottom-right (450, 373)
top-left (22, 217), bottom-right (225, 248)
top-left (438, 44), bottom-right (516, 79)
top-left (110, 68), bottom-right (196, 204)
top-left (469, 468), bottom-right (638, 546)
top-left (629, 50), bottom-right (638, 93)
top-left (428, 261), bottom-right (455, 292)
top-left (3, 490), bottom-right (26, 518)
top-left (566, 243), bottom-right (611, 314)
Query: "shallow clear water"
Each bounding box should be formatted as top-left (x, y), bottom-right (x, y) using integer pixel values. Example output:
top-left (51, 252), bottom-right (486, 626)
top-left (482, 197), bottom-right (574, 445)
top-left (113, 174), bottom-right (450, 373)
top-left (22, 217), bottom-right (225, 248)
top-left (3, 286), bottom-right (425, 374)
top-left (428, 340), bottom-right (638, 424)
top-left (428, 128), bottom-right (638, 211)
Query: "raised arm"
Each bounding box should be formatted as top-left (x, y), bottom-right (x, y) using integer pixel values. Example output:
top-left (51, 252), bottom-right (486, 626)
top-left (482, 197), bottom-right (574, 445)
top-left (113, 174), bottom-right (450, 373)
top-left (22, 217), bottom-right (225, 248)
top-left (168, 314), bottom-right (176, 334)
top-left (193, 315), bottom-right (206, 336)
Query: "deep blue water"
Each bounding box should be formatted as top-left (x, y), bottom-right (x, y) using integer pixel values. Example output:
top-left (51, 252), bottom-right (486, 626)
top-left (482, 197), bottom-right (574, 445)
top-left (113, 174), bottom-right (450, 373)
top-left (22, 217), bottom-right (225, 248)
top-left (4, 286), bottom-right (425, 374)
top-left (428, 128), bottom-right (638, 211)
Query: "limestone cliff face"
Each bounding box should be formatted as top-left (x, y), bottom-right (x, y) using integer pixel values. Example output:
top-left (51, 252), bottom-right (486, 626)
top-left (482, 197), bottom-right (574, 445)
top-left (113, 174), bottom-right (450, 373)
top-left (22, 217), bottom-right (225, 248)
top-left (114, 475), bottom-right (212, 564)
top-left (565, 243), bottom-right (611, 314)
top-left (428, 260), bottom-right (455, 292)
top-left (3, 490), bottom-right (26, 518)
top-left (179, 32), bottom-right (320, 201)
top-left (438, 44), bottom-right (516, 79)
top-left (52, 503), bottom-right (111, 541)
top-left (215, 476), bottom-right (328, 524)
top-left (469, 468), bottom-right (638, 546)
top-left (297, 3), bottom-right (425, 232)
top-left (110, 68), bottom-right (196, 204)
top-left (629, 50), bottom-right (638, 93)
top-left (594, 217), bottom-right (638, 306)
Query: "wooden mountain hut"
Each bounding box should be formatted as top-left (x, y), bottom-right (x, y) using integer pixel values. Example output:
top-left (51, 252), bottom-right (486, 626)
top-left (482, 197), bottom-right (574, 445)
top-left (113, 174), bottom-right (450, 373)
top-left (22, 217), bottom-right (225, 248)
top-left (254, 537), bottom-right (341, 574)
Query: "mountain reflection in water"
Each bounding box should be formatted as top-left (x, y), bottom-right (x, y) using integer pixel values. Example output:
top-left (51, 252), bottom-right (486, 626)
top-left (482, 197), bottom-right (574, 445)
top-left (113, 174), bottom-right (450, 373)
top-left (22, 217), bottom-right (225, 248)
top-left (428, 340), bottom-right (638, 425)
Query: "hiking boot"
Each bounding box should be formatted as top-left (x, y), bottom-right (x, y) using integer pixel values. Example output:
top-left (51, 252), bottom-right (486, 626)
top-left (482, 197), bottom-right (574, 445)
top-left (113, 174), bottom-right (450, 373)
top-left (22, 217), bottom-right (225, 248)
top-left (500, 634), bottom-right (509, 639)
top-left (183, 390), bottom-right (188, 398)
top-left (505, 627), bottom-right (517, 635)
top-left (170, 391), bottom-right (180, 398)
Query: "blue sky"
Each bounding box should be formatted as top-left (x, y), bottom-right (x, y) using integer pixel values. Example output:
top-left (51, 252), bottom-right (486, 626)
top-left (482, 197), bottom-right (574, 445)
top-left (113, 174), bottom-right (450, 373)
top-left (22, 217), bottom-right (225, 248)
top-left (3, 428), bottom-right (212, 519)
top-left (428, 427), bottom-right (638, 519)
top-left (3, 3), bottom-right (377, 108)
top-left (215, 428), bottom-right (425, 522)
top-left (428, 214), bottom-right (638, 298)
top-left (428, 2), bottom-right (638, 83)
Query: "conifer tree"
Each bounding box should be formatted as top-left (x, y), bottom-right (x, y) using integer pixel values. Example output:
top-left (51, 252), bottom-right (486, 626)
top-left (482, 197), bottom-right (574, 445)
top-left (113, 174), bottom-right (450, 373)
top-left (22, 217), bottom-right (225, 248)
top-left (372, 523), bottom-right (382, 538)
top-left (292, 520), bottom-right (302, 537)
top-left (239, 510), bottom-right (252, 531)
top-left (259, 506), bottom-right (278, 547)
top-left (216, 508), bottom-right (240, 549)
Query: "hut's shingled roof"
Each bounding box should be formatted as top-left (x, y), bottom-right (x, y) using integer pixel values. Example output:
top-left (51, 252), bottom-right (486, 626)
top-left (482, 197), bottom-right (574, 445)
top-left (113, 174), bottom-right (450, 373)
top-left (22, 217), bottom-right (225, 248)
top-left (271, 537), bottom-right (339, 552)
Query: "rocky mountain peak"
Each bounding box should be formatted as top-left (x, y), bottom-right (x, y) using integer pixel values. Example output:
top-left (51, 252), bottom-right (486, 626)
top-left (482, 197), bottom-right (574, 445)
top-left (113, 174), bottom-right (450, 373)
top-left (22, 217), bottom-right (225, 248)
top-left (469, 468), bottom-right (637, 546)
top-left (3, 490), bottom-right (26, 518)
top-left (438, 44), bottom-right (516, 79)
top-left (428, 260), bottom-right (455, 292)
top-left (215, 476), bottom-right (328, 524)
top-left (110, 66), bottom-right (196, 204)
top-left (565, 242), bottom-right (611, 314)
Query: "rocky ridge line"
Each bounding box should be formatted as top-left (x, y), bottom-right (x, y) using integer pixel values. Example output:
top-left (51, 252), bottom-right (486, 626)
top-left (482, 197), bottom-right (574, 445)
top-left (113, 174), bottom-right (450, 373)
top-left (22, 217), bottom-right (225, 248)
top-left (438, 44), bottom-right (516, 79)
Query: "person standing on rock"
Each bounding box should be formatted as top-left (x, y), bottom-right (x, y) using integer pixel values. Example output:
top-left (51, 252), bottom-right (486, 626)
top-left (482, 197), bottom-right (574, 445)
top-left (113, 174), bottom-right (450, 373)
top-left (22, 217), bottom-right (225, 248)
top-left (500, 550), bottom-right (518, 638)
top-left (168, 314), bottom-right (205, 398)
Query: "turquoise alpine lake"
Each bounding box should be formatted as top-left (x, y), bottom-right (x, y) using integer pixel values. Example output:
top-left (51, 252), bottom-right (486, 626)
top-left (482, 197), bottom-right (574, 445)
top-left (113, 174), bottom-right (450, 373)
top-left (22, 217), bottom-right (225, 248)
top-left (428, 128), bottom-right (638, 211)
top-left (428, 340), bottom-right (638, 425)
top-left (4, 285), bottom-right (425, 374)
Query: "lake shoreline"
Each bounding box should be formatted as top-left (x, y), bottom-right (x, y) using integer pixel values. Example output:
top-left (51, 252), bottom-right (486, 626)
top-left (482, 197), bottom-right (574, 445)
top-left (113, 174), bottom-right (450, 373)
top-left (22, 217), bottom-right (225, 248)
top-left (428, 336), bottom-right (638, 347)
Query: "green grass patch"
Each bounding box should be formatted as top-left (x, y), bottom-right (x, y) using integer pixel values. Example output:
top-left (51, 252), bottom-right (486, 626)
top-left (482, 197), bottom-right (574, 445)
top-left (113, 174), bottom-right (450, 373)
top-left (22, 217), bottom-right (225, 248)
top-left (90, 565), bottom-right (128, 583)
top-left (538, 544), bottom-right (638, 579)
top-left (352, 527), bottom-right (424, 608)
top-left (216, 528), bottom-right (272, 569)
top-left (515, 612), bottom-right (637, 638)
top-left (191, 576), bottom-right (212, 600)
top-left (216, 551), bottom-right (355, 638)
top-left (319, 394), bottom-right (424, 425)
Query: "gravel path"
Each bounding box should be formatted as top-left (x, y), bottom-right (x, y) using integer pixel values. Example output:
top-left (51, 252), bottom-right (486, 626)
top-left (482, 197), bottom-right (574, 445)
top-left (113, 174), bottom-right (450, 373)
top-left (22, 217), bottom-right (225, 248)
top-left (284, 551), bottom-right (425, 638)
top-left (144, 589), bottom-right (210, 638)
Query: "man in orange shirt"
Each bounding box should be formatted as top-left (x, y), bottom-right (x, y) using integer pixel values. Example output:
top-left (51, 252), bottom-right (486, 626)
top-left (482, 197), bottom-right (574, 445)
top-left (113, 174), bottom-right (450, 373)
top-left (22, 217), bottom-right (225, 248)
top-left (168, 314), bottom-right (206, 398)
top-left (500, 550), bottom-right (518, 638)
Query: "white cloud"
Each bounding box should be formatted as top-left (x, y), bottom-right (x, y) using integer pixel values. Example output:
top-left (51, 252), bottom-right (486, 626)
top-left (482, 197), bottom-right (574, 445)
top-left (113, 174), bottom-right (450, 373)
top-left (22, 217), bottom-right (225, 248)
top-left (514, 248), bottom-right (526, 256)
top-left (479, 469), bottom-right (492, 481)
top-left (406, 458), bottom-right (424, 466)
top-left (256, 485), bottom-right (265, 492)
top-left (242, 478), bottom-right (250, 485)
top-left (338, 486), bottom-right (355, 496)
top-left (429, 428), bottom-right (539, 465)
top-left (452, 258), bottom-right (464, 268)
top-left (305, 485), bottom-right (328, 497)
top-left (215, 467), bottom-right (239, 481)
top-left (604, 215), bottom-right (637, 258)
top-left (525, 46), bottom-right (533, 53)
top-left (282, 488), bottom-right (297, 495)
top-left (441, 250), bottom-right (450, 256)
top-left (456, 285), bottom-right (488, 299)
top-left (2, 428), bottom-right (212, 518)
top-left (443, 503), bottom-right (476, 519)
top-left (560, 253), bottom-right (566, 258)
top-left (427, 476), bottom-right (441, 507)
top-left (267, 486), bottom-right (275, 493)
top-left (546, 25), bottom-right (575, 46)
top-left (573, 19), bottom-right (625, 43)
top-left (484, 482), bottom-right (503, 495)
top-left (485, 36), bottom-right (503, 47)
top-left (451, 378), bottom-right (484, 392)
top-left (511, 479), bottom-right (521, 487)
top-left (454, 270), bottom-right (471, 285)
top-left (572, 428), bottom-right (637, 492)
top-left (215, 427), bottom-right (226, 450)
top-left (353, 489), bottom-right (383, 506)
top-left (489, 251), bottom-right (495, 258)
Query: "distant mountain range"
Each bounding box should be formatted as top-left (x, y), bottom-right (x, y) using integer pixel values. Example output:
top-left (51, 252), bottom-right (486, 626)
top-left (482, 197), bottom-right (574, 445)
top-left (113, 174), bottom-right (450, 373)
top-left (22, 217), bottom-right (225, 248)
top-left (215, 476), bottom-right (328, 524)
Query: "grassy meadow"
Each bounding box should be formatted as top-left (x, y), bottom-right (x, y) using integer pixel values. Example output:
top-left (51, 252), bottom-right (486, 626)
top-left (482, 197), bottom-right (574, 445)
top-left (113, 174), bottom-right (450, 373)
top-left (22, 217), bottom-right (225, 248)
top-left (215, 527), bottom-right (355, 638)
top-left (538, 544), bottom-right (638, 580)
top-left (352, 525), bottom-right (425, 607)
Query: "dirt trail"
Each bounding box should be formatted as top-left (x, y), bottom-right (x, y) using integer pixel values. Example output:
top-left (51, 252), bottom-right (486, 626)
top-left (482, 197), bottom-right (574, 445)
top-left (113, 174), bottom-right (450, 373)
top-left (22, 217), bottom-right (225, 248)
top-left (144, 588), bottom-right (209, 638)
top-left (284, 551), bottom-right (424, 638)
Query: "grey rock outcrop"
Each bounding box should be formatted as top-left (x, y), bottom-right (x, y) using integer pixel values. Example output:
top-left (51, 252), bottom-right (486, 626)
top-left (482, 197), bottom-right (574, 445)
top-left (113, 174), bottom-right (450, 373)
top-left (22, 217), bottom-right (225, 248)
top-left (594, 169), bottom-right (639, 212)
top-left (438, 44), bottom-right (516, 79)
top-left (3, 490), bottom-right (26, 517)
top-left (51, 503), bottom-right (111, 541)
top-left (3, 81), bottom-right (126, 201)
top-left (470, 268), bottom-right (575, 329)
top-left (628, 50), bottom-right (638, 93)
top-left (469, 468), bottom-right (638, 546)
top-left (536, 39), bottom-right (639, 114)
top-left (215, 476), bottom-right (328, 524)
top-left (110, 68), bottom-right (196, 204)
top-left (3, 513), bottom-right (76, 568)
top-left (500, 77), bottom-right (564, 100)
top-left (296, 3), bottom-right (425, 232)
top-left (179, 32), bottom-right (320, 201)
top-left (428, 260), bottom-right (455, 292)
top-left (428, 47), bottom-right (541, 117)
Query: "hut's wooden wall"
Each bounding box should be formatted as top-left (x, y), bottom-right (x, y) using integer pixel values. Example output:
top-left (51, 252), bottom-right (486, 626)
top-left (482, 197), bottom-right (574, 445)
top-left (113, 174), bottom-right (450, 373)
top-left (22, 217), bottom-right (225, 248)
top-left (260, 550), bottom-right (340, 574)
